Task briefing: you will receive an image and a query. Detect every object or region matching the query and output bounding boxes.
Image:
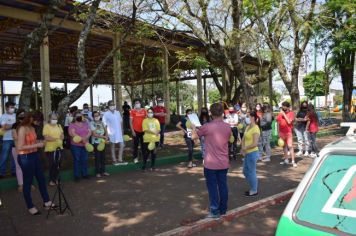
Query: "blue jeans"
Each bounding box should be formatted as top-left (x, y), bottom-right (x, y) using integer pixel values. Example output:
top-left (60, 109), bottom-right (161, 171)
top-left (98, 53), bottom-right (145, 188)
top-left (243, 151), bottom-right (259, 192)
top-left (200, 136), bottom-right (205, 158)
top-left (18, 152), bottom-right (50, 209)
top-left (0, 140), bottom-right (15, 176)
top-left (294, 127), bottom-right (309, 152)
top-left (204, 168), bottom-right (229, 215)
top-left (159, 124), bottom-right (165, 146)
top-left (70, 145), bottom-right (88, 178)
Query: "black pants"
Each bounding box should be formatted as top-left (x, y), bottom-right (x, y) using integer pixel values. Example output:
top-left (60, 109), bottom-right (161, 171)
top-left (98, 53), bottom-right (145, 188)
top-left (46, 152), bottom-right (59, 182)
top-left (94, 144), bottom-right (106, 174)
top-left (133, 131), bottom-right (144, 159)
top-left (142, 142), bottom-right (157, 170)
top-left (229, 127), bottom-right (239, 158)
top-left (184, 138), bottom-right (195, 161)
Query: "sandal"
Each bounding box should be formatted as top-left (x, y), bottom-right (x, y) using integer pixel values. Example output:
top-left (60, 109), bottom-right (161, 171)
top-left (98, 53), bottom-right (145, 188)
top-left (43, 201), bottom-right (58, 210)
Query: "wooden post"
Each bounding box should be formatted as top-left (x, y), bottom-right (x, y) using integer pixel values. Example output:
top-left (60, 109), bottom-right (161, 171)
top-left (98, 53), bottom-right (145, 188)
top-left (40, 35), bottom-right (51, 118)
top-left (113, 32), bottom-right (123, 112)
top-left (203, 77), bottom-right (208, 108)
top-left (0, 80), bottom-right (4, 114)
top-left (176, 80), bottom-right (180, 116)
top-left (111, 85), bottom-right (115, 101)
top-left (269, 69), bottom-right (273, 107)
top-left (35, 81), bottom-right (39, 110)
top-left (196, 66), bottom-right (203, 114)
top-left (64, 82), bottom-right (68, 94)
top-left (89, 84), bottom-right (94, 111)
top-left (162, 48), bottom-right (170, 124)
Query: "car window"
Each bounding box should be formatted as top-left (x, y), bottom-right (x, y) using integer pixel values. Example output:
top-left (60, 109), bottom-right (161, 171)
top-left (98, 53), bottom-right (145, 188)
top-left (295, 154), bottom-right (356, 235)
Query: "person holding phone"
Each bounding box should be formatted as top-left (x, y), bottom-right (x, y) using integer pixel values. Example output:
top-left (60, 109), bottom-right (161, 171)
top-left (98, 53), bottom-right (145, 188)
top-left (176, 109), bottom-right (195, 168)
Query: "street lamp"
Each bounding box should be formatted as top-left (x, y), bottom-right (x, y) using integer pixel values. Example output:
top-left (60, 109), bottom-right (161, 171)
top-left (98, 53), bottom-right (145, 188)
top-left (313, 37), bottom-right (317, 107)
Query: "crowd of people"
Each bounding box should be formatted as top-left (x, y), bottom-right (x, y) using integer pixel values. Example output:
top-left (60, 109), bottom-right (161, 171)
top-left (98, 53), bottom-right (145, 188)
top-left (0, 98), bottom-right (320, 217)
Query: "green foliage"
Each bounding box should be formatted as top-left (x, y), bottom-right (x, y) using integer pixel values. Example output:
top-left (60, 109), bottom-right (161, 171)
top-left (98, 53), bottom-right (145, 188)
top-left (31, 87), bottom-right (67, 111)
top-left (175, 49), bottom-right (210, 69)
top-left (208, 89), bottom-right (221, 104)
top-left (334, 95), bottom-right (343, 105)
top-left (303, 71), bottom-right (327, 99)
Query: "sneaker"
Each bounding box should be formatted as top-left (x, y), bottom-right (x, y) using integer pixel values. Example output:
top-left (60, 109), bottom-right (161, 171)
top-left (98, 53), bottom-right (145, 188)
top-left (303, 151), bottom-right (309, 157)
top-left (296, 151), bottom-right (303, 157)
top-left (244, 191), bottom-right (258, 197)
top-left (280, 159), bottom-right (289, 165)
top-left (292, 162), bottom-right (297, 168)
top-left (49, 181), bottom-right (56, 186)
top-left (310, 152), bottom-right (317, 158)
top-left (205, 212), bottom-right (220, 219)
top-left (262, 158), bottom-right (271, 162)
top-left (287, 151), bottom-right (290, 156)
top-left (102, 172), bottom-right (110, 176)
top-left (96, 174), bottom-right (102, 178)
top-left (134, 158), bottom-right (139, 164)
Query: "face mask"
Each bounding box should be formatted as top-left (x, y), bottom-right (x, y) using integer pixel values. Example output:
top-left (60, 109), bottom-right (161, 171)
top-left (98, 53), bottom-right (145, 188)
top-left (18, 117), bottom-right (25, 122)
top-left (83, 108), bottom-right (89, 112)
top-left (135, 103), bottom-right (141, 109)
top-left (201, 111), bottom-right (208, 115)
top-left (8, 108), bottom-right (15, 114)
top-left (148, 113), bottom-right (154, 118)
top-left (94, 116), bottom-right (100, 121)
top-left (245, 117), bottom-right (251, 125)
top-left (241, 108), bottom-right (247, 112)
top-left (50, 119), bottom-right (58, 125)
top-left (302, 106), bottom-right (307, 109)
top-left (158, 102), bottom-right (164, 106)
top-left (256, 107), bottom-right (261, 111)
top-left (76, 116), bottom-right (82, 122)
top-left (109, 106), bottom-right (115, 111)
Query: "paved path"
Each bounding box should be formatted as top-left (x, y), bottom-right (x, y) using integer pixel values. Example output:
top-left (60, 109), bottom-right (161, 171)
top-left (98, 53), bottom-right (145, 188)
top-left (0, 135), bottom-right (340, 236)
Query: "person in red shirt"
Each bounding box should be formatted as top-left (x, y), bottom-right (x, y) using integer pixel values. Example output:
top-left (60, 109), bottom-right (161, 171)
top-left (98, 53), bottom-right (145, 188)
top-left (130, 98), bottom-right (147, 164)
top-left (306, 103), bottom-right (319, 158)
top-left (153, 98), bottom-right (167, 148)
top-left (276, 101), bottom-right (297, 167)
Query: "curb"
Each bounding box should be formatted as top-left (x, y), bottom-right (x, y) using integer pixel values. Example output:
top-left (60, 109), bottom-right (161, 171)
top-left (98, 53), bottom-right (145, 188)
top-left (156, 189), bottom-right (295, 236)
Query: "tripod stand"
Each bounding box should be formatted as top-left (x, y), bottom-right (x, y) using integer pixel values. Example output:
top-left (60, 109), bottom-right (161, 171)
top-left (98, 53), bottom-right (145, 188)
top-left (47, 148), bottom-right (73, 218)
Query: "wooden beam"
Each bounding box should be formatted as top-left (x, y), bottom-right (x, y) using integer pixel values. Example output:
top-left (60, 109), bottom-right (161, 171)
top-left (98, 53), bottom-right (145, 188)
top-left (40, 35), bottom-right (51, 119)
top-left (196, 66), bottom-right (203, 114)
top-left (203, 77), bottom-right (207, 108)
top-left (0, 80), bottom-right (4, 114)
top-left (90, 84), bottom-right (94, 111)
top-left (162, 48), bottom-right (170, 124)
top-left (35, 81), bottom-right (39, 110)
top-left (113, 32), bottom-right (122, 112)
top-left (0, 5), bottom-right (194, 53)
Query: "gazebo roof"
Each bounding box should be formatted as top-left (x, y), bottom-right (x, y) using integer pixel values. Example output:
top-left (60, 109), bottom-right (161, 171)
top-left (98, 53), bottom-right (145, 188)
top-left (0, 0), bottom-right (269, 85)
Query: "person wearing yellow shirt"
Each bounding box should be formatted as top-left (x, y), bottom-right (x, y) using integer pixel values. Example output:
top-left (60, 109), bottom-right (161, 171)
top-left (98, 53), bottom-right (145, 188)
top-left (141, 108), bottom-right (160, 171)
top-left (241, 110), bottom-right (261, 197)
top-left (43, 113), bottom-right (64, 186)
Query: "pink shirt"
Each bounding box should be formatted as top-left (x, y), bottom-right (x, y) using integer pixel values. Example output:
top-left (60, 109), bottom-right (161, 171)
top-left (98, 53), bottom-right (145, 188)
top-left (197, 119), bottom-right (231, 170)
top-left (69, 122), bottom-right (90, 146)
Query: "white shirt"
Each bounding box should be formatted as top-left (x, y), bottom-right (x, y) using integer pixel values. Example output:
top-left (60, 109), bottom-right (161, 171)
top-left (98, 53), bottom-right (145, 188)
top-left (102, 110), bottom-right (123, 143)
top-left (0, 113), bottom-right (16, 140)
top-left (224, 113), bottom-right (239, 127)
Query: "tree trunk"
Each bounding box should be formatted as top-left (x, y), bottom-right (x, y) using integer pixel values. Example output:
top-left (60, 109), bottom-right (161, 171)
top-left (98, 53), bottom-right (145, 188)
top-left (340, 51), bottom-right (355, 121)
top-left (19, 0), bottom-right (66, 110)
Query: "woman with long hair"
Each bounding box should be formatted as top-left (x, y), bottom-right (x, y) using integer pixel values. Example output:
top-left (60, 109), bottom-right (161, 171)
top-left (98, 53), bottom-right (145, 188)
top-left (176, 109), bottom-right (195, 168)
top-left (17, 112), bottom-right (54, 215)
top-left (295, 101), bottom-right (310, 157)
top-left (241, 111), bottom-right (261, 196)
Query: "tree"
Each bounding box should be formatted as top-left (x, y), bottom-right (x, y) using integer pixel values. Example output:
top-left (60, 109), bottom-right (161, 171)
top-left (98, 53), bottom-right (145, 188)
top-left (152, 0), bottom-right (269, 108)
top-left (19, 0), bottom-right (67, 110)
top-left (56, 0), bottom-right (145, 120)
top-left (303, 71), bottom-right (326, 100)
top-left (31, 87), bottom-right (67, 111)
top-left (251, 0), bottom-right (317, 109)
top-left (319, 0), bottom-right (355, 120)
top-left (208, 89), bottom-right (221, 104)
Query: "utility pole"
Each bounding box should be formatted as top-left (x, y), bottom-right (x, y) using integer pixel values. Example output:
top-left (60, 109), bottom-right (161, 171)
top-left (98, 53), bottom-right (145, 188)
top-left (313, 37), bottom-right (317, 107)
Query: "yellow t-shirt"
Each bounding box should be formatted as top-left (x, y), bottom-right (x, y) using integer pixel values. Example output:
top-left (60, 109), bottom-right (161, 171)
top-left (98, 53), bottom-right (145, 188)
top-left (43, 124), bottom-right (63, 152)
top-left (142, 118), bottom-right (161, 143)
top-left (243, 124), bottom-right (260, 154)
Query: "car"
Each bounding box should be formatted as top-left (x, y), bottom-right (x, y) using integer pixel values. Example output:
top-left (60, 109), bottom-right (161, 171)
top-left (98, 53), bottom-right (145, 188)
top-left (276, 123), bottom-right (356, 236)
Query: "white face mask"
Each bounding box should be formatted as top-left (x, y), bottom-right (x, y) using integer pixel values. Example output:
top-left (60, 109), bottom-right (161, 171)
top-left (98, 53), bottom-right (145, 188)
top-left (256, 107), bottom-right (261, 111)
top-left (51, 119), bottom-right (58, 125)
top-left (109, 106), bottom-right (115, 111)
top-left (83, 108), bottom-right (89, 112)
top-left (245, 117), bottom-right (251, 125)
top-left (241, 108), bottom-right (247, 112)
top-left (8, 108), bottom-right (15, 114)
top-left (158, 102), bottom-right (164, 106)
top-left (94, 116), bottom-right (100, 121)
top-left (135, 103), bottom-right (141, 109)
top-left (148, 113), bottom-right (154, 118)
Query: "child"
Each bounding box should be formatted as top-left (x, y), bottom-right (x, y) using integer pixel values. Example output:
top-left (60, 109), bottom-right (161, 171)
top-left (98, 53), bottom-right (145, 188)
top-left (306, 103), bottom-right (319, 158)
top-left (91, 111), bottom-right (110, 177)
top-left (142, 108), bottom-right (160, 171)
